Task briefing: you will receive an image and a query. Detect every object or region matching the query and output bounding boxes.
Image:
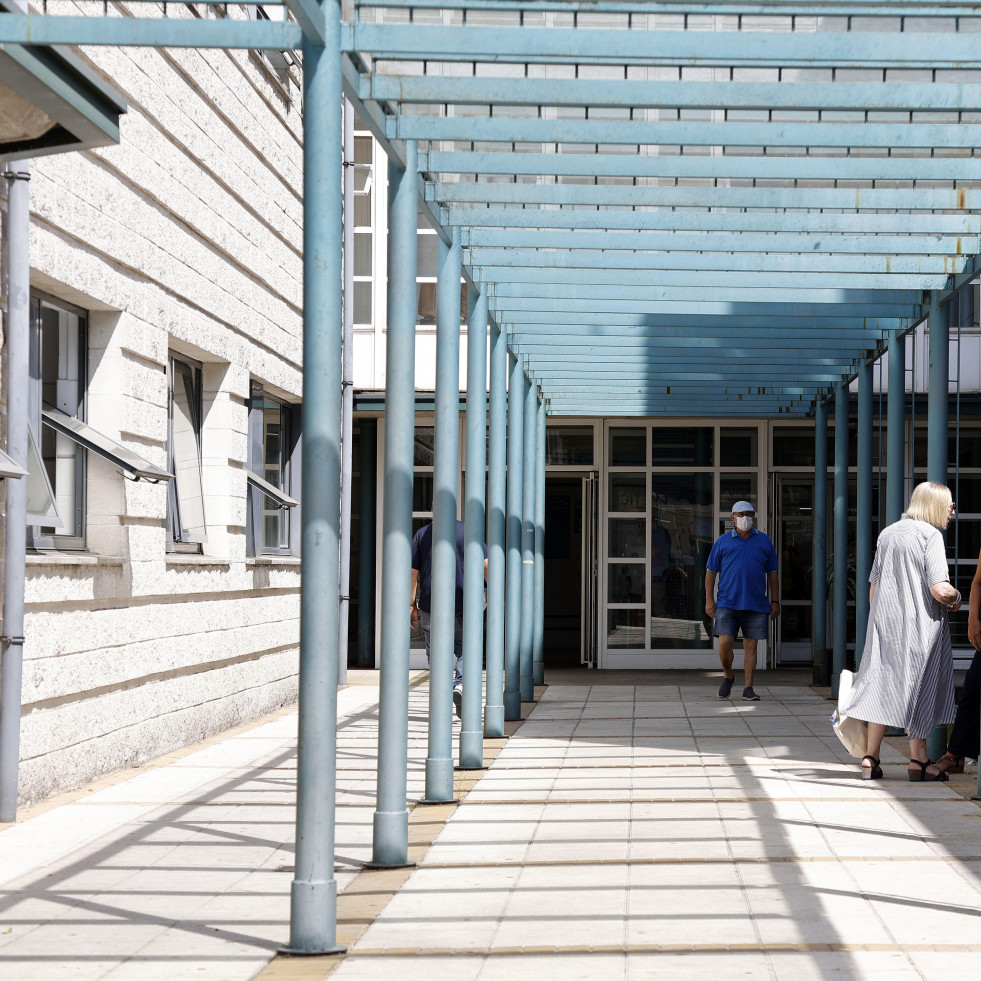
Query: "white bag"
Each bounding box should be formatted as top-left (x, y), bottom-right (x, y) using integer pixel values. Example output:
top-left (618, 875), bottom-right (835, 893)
top-left (830, 668), bottom-right (868, 759)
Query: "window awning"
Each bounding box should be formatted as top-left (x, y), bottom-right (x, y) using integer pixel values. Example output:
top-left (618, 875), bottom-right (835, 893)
top-left (0, 446), bottom-right (27, 479)
top-left (42, 406), bottom-right (172, 482)
top-left (247, 470), bottom-right (298, 509)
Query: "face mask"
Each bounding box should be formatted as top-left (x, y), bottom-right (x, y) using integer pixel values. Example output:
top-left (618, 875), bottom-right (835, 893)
top-left (735, 516), bottom-right (754, 532)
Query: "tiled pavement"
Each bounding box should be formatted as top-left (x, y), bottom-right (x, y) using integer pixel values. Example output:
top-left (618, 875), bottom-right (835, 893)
top-left (1, 672), bottom-right (980, 980)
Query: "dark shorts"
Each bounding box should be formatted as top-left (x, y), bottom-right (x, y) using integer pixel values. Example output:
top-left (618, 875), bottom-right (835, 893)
top-left (713, 607), bottom-right (769, 640)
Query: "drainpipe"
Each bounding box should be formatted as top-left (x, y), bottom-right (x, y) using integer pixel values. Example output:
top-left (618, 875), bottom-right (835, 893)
top-left (337, 97), bottom-right (355, 687)
top-left (1, 159), bottom-right (30, 823)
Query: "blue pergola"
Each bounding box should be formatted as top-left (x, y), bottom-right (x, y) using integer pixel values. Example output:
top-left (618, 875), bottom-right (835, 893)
top-left (2, 0), bottom-right (980, 953)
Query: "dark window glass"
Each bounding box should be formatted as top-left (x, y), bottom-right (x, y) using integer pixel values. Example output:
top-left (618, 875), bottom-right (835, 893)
top-left (607, 609), bottom-right (646, 648)
top-left (609, 427), bottom-right (646, 466)
top-left (651, 427), bottom-right (713, 467)
top-left (720, 427), bottom-right (758, 467)
top-left (546, 426), bottom-right (593, 465)
top-left (772, 427), bottom-right (815, 467)
top-left (609, 563), bottom-right (646, 603)
top-left (609, 473), bottom-right (645, 513)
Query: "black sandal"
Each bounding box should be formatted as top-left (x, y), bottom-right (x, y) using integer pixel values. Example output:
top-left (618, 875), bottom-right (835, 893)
top-left (861, 755), bottom-right (883, 780)
top-left (936, 753), bottom-right (965, 775)
top-left (908, 759), bottom-right (949, 782)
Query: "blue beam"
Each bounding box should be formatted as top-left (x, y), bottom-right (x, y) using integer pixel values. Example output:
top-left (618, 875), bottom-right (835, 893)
top-left (520, 372), bottom-right (536, 703)
top-left (831, 383), bottom-right (849, 699)
top-left (0, 13), bottom-right (302, 49)
top-left (887, 331), bottom-right (908, 525)
top-left (447, 207), bottom-right (981, 236)
top-left (434, 181), bottom-right (981, 210)
top-left (505, 353), bottom-right (524, 722)
top-left (350, 23), bottom-right (981, 69)
top-left (379, 77), bottom-right (981, 113)
top-left (855, 359), bottom-right (873, 666)
top-left (505, 320), bottom-right (899, 337)
top-left (813, 400), bottom-right (830, 685)
top-left (283, 0), bottom-right (326, 43)
top-left (490, 274), bottom-right (949, 293)
top-left (425, 149), bottom-right (981, 183)
top-left (533, 396), bottom-right (545, 689)
top-left (490, 293), bottom-right (922, 312)
top-left (503, 312), bottom-right (906, 329)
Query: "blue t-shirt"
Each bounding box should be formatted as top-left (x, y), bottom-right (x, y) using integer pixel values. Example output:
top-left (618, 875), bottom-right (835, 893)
top-left (410, 520), bottom-right (486, 616)
top-left (706, 528), bottom-right (778, 613)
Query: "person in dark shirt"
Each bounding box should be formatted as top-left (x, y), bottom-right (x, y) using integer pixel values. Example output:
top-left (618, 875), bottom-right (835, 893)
top-left (411, 519), bottom-right (487, 718)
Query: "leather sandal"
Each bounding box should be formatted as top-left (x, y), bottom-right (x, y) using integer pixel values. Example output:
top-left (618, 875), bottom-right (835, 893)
top-left (908, 759), bottom-right (949, 782)
top-left (936, 753), bottom-right (965, 774)
top-left (860, 755), bottom-right (883, 780)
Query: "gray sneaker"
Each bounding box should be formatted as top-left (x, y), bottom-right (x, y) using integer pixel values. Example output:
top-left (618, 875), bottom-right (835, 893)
top-left (717, 676), bottom-right (735, 698)
top-left (742, 687), bottom-right (761, 701)
top-left (453, 687), bottom-right (463, 719)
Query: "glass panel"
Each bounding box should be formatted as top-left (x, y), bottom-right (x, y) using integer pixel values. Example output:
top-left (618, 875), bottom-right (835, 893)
top-left (609, 473), bottom-right (645, 512)
top-left (172, 366), bottom-right (206, 540)
top-left (609, 517), bottom-right (645, 558)
top-left (26, 427), bottom-right (63, 528)
top-left (609, 427), bottom-right (646, 466)
top-left (353, 282), bottom-right (372, 324)
top-left (417, 234), bottom-right (438, 278)
top-left (417, 282), bottom-right (436, 324)
top-left (772, 426), bottom-right (815, 467)
top-left (720, 427), bottom-right (758, 467)
top-left (354, 233), bottom-right (372, 276)
top-left (546, 426), bottom-right (593, 465)
top-left (915, 426), bottom-right (981, 469)
top-left (414, 427), bottom-right (435, 466)
top-left (951, 475), bottom-right (981, 515)
top-left (609, 562), bottom-right (646, 603)
top-left (354, 191), bottom-right (371, 227)
top-left (413, 472), bottom-right (434, 513)
top-left (779, 604), bottom-right (813, 650)
top-left (650, 472), bottom-right (714, 650)
top-left (720, 473), bottom-right (757, 508)
top-left (262, 401), bottom-right (287, 549)
top-left (354, 134), bottom-right (372, 166)
top-left (954, 520), bottom-right (981, 562)
top-left (651, 427), bottom-right (713, 466)
top-left (607, 608), bottom-right (646, 649)
top-left (780, 481), bottom-right (814, 602)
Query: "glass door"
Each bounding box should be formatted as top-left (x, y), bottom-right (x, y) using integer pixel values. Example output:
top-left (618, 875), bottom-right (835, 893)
top-left (770, 474), bottom-right (815, 665)
top-left (581, 473), bottom-right (598, 667)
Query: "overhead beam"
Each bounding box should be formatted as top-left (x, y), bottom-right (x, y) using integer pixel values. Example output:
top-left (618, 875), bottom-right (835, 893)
top-left (502, 313), bottom-right (907, 331)
top-left (489, 291), bottom-right (923, 310)
top-left (506, 326), bottom-right (894, 342)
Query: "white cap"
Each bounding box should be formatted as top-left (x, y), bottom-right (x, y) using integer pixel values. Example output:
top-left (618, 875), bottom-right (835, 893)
top-left (731, 500), bottom-right (755, 514)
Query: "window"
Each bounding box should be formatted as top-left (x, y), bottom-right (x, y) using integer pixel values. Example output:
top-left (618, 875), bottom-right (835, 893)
top-left (352, 133), bottom-right (373, 326)
top-left (247, 383), bottom-right (300, 556)
top-left (168, 355), bottom-right (207, 550)
top-left (27, 294), bottom-right (86, 548)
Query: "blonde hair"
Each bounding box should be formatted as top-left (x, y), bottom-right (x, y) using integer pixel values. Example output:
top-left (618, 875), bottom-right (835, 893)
top-left (906, 481), bottom-right (953, 530)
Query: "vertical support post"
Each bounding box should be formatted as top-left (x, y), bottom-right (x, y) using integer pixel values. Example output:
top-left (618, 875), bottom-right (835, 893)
top-left (855, 360), bottom-right (873, 666)
top-left (0, 159), bottom-right (30, 824)
top-left (520, 371), bottom-right (536, 703)
top-left (533, 394), bottom-right (546, 688)
top-left (425, 227), bottom-right (461, 803)
top-left (460, 287), bottom-right (488, 769)
top-left (832, 383), bottom-right (849, 698)
top-left (337, 96), bottom-right (355, 687)
top-left (812, 400), bottom-right (829, 687)
top-left (287, 10), bottom-right (345, 953)
top-left (484, 322), bottom-right (507, 737)
top-left (370, 140), bottom-right (418, 868)
top-left (927, 291), bottom-right (950, 763)
top-left (357, 419), bottom-right (377, 669)
top-left (887, 331), bottom-right (906, 525)
top-left (505, 352), bottom-right (524, 721)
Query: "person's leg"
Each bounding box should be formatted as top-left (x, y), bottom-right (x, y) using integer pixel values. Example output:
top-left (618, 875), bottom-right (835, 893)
top-left (742, 638), bottom-right (758, 689)
top-left (861, 722), bottom-right (886, 778)
top-left (945, 648), bottom-right (981, 762)
top-left (908, 737), bottom-right (945, 779)
top-left (718, 635), bottom-right (735, 678)
top-left (420, 610), bottom-right (432, 662)
top-left (453, 614), bottom-right (464, 688)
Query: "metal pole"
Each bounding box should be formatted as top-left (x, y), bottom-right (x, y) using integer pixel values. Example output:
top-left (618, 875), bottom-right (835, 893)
top-left (519, 371), bottom-right (536, 703)
top-left (0, 159), bottom-right (30, 824)
top-left (337, 96), bottom-right (355, 687)
top-left (927, 291), bottom-right (950, 764)
top-left (533, 394), bottom-right (546, 688)
top-left (832, 382), bottom-right (848, 699)
top-left (505, 352), bottom-right (524, 721)
top-left (812, 400), bottom-right (829, 687)
top-left (425, 226), bottom-right (461, 803)
top-left (484, 322), bottom-right (507, 737)
top-left (855, 360), bottom-right (873, 665)
top-left (356, 418), bottom-right (377, 669)
top-left (887, 331), bottom-right (906, 525)
top-left (370, 140), bottom-right (417, 868)
top-left (286, 9), bottom-right (344, 952)
top-left (460, 287), bottom-right (488, 769)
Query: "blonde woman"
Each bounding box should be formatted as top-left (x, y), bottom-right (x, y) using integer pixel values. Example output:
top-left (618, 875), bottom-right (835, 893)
top-left (839, 481), bottom-right (961, 781)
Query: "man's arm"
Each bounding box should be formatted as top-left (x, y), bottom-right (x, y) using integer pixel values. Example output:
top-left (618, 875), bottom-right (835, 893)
top-left (704, 570), bottom-right (717, 618)
top-left (410, 568), bottom-right (420, 626)
top-left (767, 569), bottom-right (780, 620)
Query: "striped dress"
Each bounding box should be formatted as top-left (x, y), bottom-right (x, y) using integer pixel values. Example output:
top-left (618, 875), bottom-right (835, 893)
top-left (839, 516), bottom-right (956, 739)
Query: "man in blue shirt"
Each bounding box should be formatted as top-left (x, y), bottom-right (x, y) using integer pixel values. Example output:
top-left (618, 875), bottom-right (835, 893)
top-left (411, 519), bottom-right (487, 718)
top-left (705, 501), bottom-right (780, 701)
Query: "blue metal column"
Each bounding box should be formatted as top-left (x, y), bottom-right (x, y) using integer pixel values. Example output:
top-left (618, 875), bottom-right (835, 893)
top-left (887, 331), bottom-right (906, 525)
top-left (370, 140), bottom-right (418, 869)
top-left (287, 6), bottom-right (345, 953)
top-left (484, 323), bottom-right (507, 737)
top-left (425, 226), bottom-right (462, 803)
top-left (461, 287), bottom-right (488, 769)
top-left (812, 400), bottom-right (829, 686)
top-left (855, 360), bottom-right (873, 666)
top-left (505, 353), bottom-right (524, 720)
top-left (520, 371), bottom-right (536, 703)
top-left (0, 160), bottom-right (30, 824)
top-left (533, 394), bottom-right (546, 687)
top-left (927, 291), bottom-right (950, 764)
top-left (832, 383), bottom-right (849, 698)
